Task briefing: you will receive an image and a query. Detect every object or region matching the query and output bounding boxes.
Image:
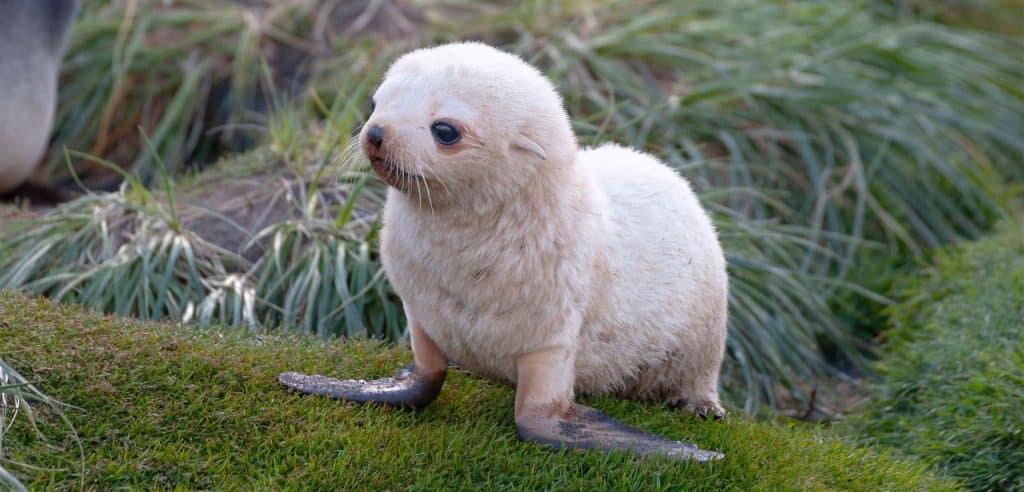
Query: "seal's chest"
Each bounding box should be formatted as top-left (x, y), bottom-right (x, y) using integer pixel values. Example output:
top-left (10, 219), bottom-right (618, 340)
top-left (410, 277), bottom-right (521, 384)
top-left (413, 274), bottom-right (499, 341)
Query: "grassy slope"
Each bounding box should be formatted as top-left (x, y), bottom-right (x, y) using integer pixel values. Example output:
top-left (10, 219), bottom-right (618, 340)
top-left (848, 221), bottom-right (1024, 490)
top-left (0, 294), bottom-right (952, 491)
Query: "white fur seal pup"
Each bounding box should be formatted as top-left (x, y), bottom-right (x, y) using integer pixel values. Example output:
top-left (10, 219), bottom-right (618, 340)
top-left (280, 42), bottom-right (728, 461)
top-left (0, 0), bottom-right (78, 193)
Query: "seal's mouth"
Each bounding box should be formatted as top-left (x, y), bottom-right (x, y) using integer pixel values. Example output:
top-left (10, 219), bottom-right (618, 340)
top-left (370, 157), bottom-right (422, 191)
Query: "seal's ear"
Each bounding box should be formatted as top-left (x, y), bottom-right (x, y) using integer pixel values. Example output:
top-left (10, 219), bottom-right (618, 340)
top-left (512, 135), bottom-right (546, 160)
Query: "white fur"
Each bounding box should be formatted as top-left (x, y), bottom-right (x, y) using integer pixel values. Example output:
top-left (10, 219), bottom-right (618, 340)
top-left (364, 42), bottom-right (728, 411)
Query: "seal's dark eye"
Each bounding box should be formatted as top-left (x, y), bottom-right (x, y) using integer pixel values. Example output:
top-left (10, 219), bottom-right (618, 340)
top-left (370, 100), bottom-right (376, 112)
top-left (431, 122), bottom-right (461, 146)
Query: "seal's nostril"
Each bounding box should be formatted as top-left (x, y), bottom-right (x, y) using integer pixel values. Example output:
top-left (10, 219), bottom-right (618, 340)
top-left (367, 125), bottom-right (385, 149)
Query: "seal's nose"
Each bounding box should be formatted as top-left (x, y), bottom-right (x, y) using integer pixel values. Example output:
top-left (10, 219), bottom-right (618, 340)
top-left (367, 125), bottom-right (385, 149)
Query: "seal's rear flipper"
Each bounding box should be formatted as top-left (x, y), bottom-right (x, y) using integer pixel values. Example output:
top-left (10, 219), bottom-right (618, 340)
top-left (516, 403), bottom-right (723, 462)
top-left (277, 363), bottom-right (446, 410)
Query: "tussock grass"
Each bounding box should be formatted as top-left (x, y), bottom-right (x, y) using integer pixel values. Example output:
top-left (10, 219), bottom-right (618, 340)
top-left (846, 220), bottom-right (1024, 490)
top-left (0, 192), bottom-right (239, 321)
top-left (0, 357), bottom-right (79, 492)
top-left (0, 292), bottom-right (955, 490)
top-left (50, 0), bottom-right (384, 184)
top-left (0, 138), bottom-right (395, 344)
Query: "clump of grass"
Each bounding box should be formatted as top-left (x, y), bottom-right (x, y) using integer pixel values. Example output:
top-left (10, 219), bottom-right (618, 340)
top-left (714, 216), bottom-right (877, 412)
top-left (1, 359), bottom-right (33, 492)
top-left (846, 220), bottom-right (1024, 490)
top-left (0, 160), bottom-right (393, 340)
top-left (185, 59), bottom-right (403, 339)
top-left (0, 292), bottom-right (955, 490)
top-left (1, 358), bottom-right (80, 492)
top-left (0, 162), bottom-right (247, 321)
top-left (238, 216), bottom-right (402, 339)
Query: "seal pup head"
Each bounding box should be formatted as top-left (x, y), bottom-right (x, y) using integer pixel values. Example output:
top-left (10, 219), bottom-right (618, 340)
top-left (360, 42), bottom-right (577, 210)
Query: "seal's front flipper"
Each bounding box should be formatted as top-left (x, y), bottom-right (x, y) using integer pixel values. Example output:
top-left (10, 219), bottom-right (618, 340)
top-left (516, 403), bottom-right (723, 462)
top-left (278, 363), bottom-right (446, 410)
top-left (513, 347), bottom-right (723, 461)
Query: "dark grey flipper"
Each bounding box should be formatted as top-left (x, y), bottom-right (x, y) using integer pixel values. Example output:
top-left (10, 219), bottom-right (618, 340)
top-left (277, 363), bottom-right (445, 410)
top-left (517, 403), bottom-right (724, 462)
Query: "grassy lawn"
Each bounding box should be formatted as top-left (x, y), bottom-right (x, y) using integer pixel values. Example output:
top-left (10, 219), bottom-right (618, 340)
top-left (1, 293), bottom-right (952, 491)
top-left (848, 221), bottom-right (1024, 490)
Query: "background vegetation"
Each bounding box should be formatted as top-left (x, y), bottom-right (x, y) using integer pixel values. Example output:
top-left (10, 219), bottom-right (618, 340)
top-left (848, 221), bottom-right (1024, 491)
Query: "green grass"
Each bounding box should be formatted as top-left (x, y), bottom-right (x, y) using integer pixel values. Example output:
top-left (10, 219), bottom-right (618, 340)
top-left (0, 292), bottom-right (954, 491)
top-left (847, 221), bottom-right (1024, 490)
